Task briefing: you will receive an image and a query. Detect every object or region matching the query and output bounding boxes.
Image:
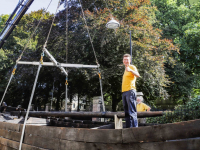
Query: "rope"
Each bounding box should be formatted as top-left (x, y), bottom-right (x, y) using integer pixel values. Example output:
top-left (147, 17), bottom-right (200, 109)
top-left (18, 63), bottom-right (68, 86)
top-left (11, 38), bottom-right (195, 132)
top-left (16, 0), bottom-right (53, 63)
top-left (98, 68), bottom-right (105, 112)
top-left (0, 67), bottom-right (16, 106)
top-left (44, 0), bottom-right (61, 47)
top-left (78, 0), bottom-right (106, 111)
top-left (78, 0), bottom-right (99, 66)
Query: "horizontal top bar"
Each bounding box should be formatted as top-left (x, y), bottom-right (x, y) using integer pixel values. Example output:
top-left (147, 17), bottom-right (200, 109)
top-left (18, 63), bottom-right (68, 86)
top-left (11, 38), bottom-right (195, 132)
top-left (17, 61), bottom-right (98, 68)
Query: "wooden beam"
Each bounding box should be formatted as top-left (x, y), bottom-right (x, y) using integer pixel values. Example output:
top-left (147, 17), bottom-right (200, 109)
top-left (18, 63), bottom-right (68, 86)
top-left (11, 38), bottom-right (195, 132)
top-left (11, 111), bottom-right (164, 118)
top-left (0, 137), bottom-right (47, 150)
top-left (122, 119), bottom-right (200, 143)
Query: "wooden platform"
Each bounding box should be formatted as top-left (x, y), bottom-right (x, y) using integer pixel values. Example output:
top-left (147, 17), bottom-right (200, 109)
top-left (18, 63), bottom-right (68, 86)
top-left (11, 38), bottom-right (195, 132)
top-left (0, 119), bottom-right (200, 150)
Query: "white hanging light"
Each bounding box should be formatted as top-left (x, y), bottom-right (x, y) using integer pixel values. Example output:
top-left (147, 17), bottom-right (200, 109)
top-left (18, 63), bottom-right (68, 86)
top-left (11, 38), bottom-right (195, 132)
top-left (106, 18), bottom-right (120, 29)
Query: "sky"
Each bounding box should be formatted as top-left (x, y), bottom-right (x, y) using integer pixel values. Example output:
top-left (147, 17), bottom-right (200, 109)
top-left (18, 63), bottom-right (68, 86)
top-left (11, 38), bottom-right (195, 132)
top-left (0, 0), bottom-right (65, 15)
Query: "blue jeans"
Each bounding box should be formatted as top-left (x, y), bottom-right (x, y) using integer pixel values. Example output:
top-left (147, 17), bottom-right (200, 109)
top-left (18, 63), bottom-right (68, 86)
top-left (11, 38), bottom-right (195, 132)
top-left (122, 89), bottom-right (138, 128)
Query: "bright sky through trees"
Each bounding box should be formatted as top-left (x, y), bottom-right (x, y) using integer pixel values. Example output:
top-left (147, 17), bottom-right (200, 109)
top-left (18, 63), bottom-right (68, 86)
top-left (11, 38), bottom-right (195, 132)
top-left (0, 0), bottom-right (64, 15)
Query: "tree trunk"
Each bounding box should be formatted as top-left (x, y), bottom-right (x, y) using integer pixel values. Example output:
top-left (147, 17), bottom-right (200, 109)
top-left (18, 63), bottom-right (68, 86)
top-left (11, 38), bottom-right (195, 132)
top-left (77, 93), bottom-right (80, 112)
top-left (56, 84), bottom-right (61, 111)
top-left (111, 94), bottom-right (118, 112)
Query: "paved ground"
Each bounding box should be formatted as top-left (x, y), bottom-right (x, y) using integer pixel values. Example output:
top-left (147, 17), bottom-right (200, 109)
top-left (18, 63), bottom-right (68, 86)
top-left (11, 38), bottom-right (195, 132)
top-left (0, 113), bottom-right (48, 125)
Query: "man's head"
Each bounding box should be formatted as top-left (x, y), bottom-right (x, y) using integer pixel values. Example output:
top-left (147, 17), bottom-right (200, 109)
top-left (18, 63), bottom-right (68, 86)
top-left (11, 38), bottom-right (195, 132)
top-left (137, 96), bottom-right (143, 104)
top-left (123, 54), bottom-right (131, 66)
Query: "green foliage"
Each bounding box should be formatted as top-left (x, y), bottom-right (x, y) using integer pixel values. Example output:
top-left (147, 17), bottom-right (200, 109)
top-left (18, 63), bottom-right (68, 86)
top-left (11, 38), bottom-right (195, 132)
top-left (2, 0), bottom-right (199, 111)
top-left (0, 1), bottom-right (179, 111)
top-left (83, 0), bottom-right (178, 110)
top-left (0, 14), bottom-right (9, 33)
top-left (147, 97), bottom-right (200, 124)
top-left (152, 0), bottom-right (200, 104)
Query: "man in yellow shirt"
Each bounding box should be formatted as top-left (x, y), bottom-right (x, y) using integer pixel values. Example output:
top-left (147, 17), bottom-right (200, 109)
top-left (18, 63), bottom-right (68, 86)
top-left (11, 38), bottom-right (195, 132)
top-left (122, 54), bottom-right (140, 128)
top-left (136, 96), bottom-right (151, 123)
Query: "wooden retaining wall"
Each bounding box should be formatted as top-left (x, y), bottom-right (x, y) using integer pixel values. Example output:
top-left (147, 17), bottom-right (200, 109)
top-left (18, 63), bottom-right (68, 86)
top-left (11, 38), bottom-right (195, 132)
top-left (0, 119), bottom-right (200, 150)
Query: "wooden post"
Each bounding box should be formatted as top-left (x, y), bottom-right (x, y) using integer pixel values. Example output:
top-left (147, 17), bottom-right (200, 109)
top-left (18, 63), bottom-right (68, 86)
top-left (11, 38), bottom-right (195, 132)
top-left (114, 115), bottom-right (123, 129)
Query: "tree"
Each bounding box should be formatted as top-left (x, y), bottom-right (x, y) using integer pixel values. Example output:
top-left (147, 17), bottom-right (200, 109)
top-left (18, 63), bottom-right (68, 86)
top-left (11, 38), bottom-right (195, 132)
top-left (1, 0), bottom-right (182, 112)
top-left (77, 0), bottom-right (178, 110)
top-left (152, 0), bottom-right (200, 103)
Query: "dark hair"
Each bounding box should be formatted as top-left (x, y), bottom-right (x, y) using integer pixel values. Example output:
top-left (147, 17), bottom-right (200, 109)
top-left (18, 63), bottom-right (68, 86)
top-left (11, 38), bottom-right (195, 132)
top-left (123, 54), bottom-right (131, 58)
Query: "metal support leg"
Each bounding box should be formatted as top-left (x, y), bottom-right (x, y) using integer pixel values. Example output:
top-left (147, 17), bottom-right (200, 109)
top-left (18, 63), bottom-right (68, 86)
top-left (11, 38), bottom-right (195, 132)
top-left (19, 64), bottom-right (42, 150)
top-left (65, 82), bottom-right (68, 112)
top-left (99, 77), bottom-right (105, 112)
top-left (0, 74), bottom-right (14, 106)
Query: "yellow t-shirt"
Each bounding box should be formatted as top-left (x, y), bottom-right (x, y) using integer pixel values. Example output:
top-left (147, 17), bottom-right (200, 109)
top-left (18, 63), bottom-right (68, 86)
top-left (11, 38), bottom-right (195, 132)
top-left (137, 102), bottom-right (150, 112)
top-left (122, 65), bottom-right (138, 92)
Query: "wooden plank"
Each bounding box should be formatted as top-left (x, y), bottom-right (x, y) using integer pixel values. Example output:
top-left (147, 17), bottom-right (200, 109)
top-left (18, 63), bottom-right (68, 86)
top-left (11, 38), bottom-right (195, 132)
top-left (0, 144), bottom-right (16, 150)
top-left (24, 124), bottom-right (122, 144)
top-left (123, 119), bottom-right (200, 143)
top-left (0, 137), bottom-right (48, 150)
top-left (59, 140), bottom-right (126, 150)
top-left (0, 129), bottom-right (21, 142)
top-left (114, 115), bottom-right (123, 129)
top-left (24, 125), bottom-right (62, 139)
top-left (129, 138), bottom-right (200, 150)
top-left (0, 122), bottom-right (20, 132)
top-left (24, 134), bottom-right (60, 150)
top-left (59, 138), bottom-right (200, 150)
top-left (3, 138), bottom-right (200, 150)
top-left (60, 128), bottom-right (122, 143)
top-left (90, 123), bottom-right (115, 129)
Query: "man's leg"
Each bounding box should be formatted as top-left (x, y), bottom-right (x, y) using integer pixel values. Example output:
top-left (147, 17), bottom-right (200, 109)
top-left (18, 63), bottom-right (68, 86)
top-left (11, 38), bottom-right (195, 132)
top-left (126, 90), bottom-right (138, 127)
top-left (122, 92), bottom-right (130, 128)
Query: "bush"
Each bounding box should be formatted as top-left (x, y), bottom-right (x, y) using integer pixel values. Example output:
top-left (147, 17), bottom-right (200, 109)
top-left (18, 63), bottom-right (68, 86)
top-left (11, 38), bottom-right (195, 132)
top-left (146, 97), bottom-right (200, 124)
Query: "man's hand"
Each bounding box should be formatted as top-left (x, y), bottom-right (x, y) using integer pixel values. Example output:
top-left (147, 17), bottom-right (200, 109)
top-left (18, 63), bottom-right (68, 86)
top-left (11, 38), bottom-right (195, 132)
top-left (125, 66), bottom-right (132, 72)
top-left (125, 65), bottom-right (140, 78)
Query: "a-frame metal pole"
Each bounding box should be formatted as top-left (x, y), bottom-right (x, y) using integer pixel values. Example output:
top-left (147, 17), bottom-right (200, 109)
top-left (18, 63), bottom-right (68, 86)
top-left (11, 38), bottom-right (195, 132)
top-left (19, 63), bottom-right (42, 150)
top-left (65, 83), bottom-right (68, 111)
top-left (65, 0), bottom-right (69, 112)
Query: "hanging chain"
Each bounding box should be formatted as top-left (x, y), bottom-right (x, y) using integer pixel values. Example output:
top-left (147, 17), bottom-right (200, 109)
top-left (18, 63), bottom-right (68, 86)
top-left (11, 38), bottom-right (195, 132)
top-left (16, 0), bottom-right (53, 63)
top-left (44, 0), bottom-right (61, 47)
top-left (78, 0), bottom-right (99, 67)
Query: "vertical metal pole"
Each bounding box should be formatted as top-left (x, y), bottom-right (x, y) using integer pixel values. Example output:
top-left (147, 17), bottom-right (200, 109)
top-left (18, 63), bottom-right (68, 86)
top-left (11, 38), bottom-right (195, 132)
top-left (0, 74), bottom-right (14, 106)
top-left (99, 77), bottom-right (105, 112)
top-left (130, 30), bottom-right (132, 64)
top-left (65, 81), bottom-right (68, 112)
top-left (65, 0), bottom-right (68, 112)
top-left (19, 64), bottom-right (42, 150)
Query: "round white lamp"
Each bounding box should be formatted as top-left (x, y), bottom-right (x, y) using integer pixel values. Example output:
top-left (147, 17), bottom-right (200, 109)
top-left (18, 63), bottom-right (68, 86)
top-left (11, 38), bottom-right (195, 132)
top-left (106, 18), bottom-right (120, 29)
